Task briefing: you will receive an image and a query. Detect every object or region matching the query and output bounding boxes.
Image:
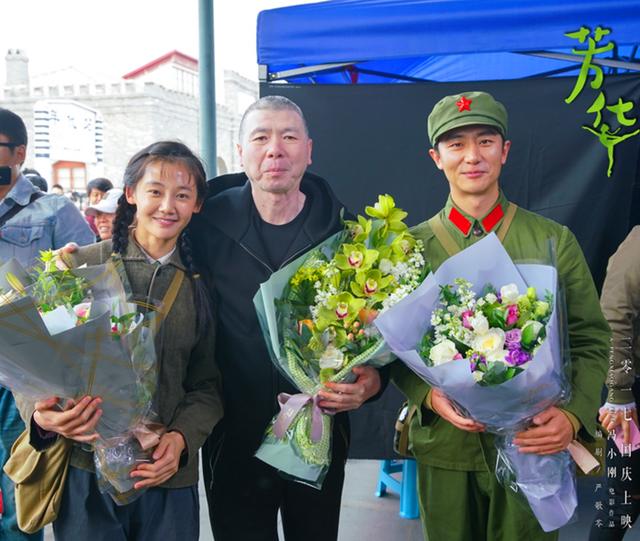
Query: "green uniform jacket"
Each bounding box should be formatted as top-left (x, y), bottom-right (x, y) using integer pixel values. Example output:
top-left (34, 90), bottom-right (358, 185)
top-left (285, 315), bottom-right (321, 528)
top-left (600, 226), bottom-right (640, 405)
top-left (391, 193), bottom-right (610, 471)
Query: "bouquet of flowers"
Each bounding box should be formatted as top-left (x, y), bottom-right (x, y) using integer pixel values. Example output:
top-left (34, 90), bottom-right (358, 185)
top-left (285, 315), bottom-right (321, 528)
top-left (420, 278), bottom-right (553, 387)
top-left (375, 234), bottom-right (577, 532)
top-left (0, 252), bottom-right (159, 502)
top-left (253, 195), bottom-right (428, 487)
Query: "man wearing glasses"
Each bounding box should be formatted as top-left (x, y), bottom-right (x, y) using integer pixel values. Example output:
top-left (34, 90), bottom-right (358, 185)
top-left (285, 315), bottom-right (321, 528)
top-left (0, 108), bottom-right (93, 540)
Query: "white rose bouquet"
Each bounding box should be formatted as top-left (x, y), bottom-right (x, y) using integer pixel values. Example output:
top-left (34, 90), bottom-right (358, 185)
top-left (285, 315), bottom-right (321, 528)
top-left (375, 234), bottom-right (576, 532)
top-left (419, 278), bottom-right (553, 386)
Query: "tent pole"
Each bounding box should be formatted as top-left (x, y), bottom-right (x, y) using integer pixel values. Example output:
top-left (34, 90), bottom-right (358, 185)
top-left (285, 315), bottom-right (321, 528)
top-left (269, 62), bottom-right (355, 81)
top-left (520, 51), bottom-right (640, 72)
top-left (199, 0), bottom-right (217, 177)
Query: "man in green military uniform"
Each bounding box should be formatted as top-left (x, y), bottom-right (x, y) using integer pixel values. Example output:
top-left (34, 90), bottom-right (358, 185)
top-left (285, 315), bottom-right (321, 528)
top-left (392, 91), bottom-right (610, 540)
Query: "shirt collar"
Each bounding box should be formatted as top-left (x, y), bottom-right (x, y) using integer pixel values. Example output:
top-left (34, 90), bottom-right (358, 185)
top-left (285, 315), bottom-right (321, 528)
top-left (444, 191), bottom-right (510, 238)
top-left (130, 233), bottom-right (177, 265)
top-left (2, 174), bottom-right (37, 207)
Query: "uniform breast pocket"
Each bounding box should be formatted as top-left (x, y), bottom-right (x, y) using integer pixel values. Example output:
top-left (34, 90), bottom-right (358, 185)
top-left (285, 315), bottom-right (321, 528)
top-left (0, 224), bottom-right (48, 267)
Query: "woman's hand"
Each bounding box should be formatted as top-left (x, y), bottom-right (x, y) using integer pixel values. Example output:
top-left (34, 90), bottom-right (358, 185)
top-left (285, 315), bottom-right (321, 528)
top-left (33, 396), bottom-right (102, 443)
top-left (52, 242), bottom-right (78, 269)
top-left (130, 431), bottom-right (186, 490)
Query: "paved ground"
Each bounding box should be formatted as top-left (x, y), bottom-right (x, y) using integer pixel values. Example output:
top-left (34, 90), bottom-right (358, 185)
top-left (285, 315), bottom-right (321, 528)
top-left (44, 460), bottom-right (640, 540)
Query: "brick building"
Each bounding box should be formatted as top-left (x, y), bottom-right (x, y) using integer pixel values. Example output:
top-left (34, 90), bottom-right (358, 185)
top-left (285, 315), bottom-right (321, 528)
top-left (0, 48), bottom-right (257, 193)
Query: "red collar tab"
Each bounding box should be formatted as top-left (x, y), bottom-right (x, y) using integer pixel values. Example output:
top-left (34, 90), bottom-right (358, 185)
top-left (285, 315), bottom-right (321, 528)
top-left (456, 96), bottom-right (472, 112)
top-left (481, 204), bottom-right (504, 233)
top-left (448, 207), bottom-right (472, 236)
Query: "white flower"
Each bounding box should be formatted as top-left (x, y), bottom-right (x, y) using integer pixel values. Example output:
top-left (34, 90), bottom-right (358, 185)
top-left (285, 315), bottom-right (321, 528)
top-left (391, 262), bottom-right (409, 280)
top-left (500, 283), bottom-right (519, 304)
top-left (319, 344), bottom-right (345, 370)
top-left (470, 314), bottom-right (489, 335)
top-left (486, 349), bottom-right (509, 364)
top-left (473, 328), bottom-right (505, 354)
top-left (472, 371), bottom-right (484, 383)
top-left (379, 258), bottom-right (393, 275)
top-left (429, 339), bottom-right (459, 366)
top-left (485, 293), bottom-right (497, 304)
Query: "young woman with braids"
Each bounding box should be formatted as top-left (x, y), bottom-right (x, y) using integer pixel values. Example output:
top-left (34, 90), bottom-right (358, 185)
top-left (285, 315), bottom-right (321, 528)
top-left (20, 141), bottom-right (223, 540)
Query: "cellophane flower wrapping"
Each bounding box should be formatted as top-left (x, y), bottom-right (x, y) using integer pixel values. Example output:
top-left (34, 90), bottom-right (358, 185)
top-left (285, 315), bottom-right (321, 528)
top-left (253, 195), bottom-right (428, 488)
top-left (0, 253), bottom-right (159, 503)
top-left (375, 234), bottom-right (576, 532)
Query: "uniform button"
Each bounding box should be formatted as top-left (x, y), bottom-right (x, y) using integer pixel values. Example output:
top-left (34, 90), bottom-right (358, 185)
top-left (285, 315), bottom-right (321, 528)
top-left (472, 225), bottom-right (484, 237)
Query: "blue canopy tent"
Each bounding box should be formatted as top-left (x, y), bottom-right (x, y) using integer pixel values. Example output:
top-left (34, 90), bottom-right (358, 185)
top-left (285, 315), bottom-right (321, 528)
top-left (255, 0), bottom-right (640, 460)
top-left (257, 0), bottom-right (640, 83)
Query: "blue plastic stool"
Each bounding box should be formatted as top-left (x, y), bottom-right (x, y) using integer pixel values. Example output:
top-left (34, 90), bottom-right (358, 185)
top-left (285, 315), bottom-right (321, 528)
top-left (375, 458), bottom-right (419, 519)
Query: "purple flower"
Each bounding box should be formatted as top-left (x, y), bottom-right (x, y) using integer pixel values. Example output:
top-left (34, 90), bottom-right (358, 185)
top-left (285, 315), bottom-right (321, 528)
top-left (506, 305), bottom-right (519, 326)
top-left (469, 352), bottom-right (487, 372)
top-left (505, 348), bottom-right (531, 367)
top-left (504, 329), bottom-right (522, 350)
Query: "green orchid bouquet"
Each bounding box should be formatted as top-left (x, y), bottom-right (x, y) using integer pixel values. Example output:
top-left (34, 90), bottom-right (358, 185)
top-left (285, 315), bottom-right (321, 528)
top-left (253, 194), bottom-right (428, 487)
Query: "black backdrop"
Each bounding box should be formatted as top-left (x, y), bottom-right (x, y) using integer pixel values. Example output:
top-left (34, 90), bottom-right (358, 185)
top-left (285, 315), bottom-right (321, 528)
top-left (262, 74), bottom-right (640, 458)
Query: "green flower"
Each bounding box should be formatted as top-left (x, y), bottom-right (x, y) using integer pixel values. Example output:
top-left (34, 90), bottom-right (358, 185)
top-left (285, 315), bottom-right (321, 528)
top-left (316, 292), bottom-right (366, 332)
top-left (516, 295), bottom-right (532, 312)
top-left (350, 269), bottom-right (395, 302)
top-left (344, 215), bottom-right (372, 243)
top-left (290, 263), bottom-right (325, 288)
top-left (390, 232), bottom-right (416, 261)
top-left (365, 194), bottom-right (408, 234)
top-left (533, 300), bottom-right (550, 318)
top-left (334, 243), bottom-right (378, 272)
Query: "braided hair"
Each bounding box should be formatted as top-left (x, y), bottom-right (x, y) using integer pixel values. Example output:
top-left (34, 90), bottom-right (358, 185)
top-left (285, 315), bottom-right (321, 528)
top-left (111, 140), bottom-right (212, 339)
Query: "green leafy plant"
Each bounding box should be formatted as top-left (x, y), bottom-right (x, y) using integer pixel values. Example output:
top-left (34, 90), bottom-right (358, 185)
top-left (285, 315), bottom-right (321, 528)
top-left (6, 250), bottom-right (89, 313)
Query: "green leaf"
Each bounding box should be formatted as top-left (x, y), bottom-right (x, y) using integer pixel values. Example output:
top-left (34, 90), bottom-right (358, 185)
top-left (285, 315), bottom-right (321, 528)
top-left (439, 284), bottom-right (460, 306)
top-left (487, 307), bottom-right (506, 329)
top-left (477, 362), bottom-right (523, 386)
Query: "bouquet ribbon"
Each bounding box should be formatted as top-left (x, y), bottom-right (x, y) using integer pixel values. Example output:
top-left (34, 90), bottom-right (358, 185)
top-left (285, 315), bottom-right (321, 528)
top-left (567, 440), bottom-right (600, 474)
top-left (132, 422), bottom-right (166, 451)
top-left (273, 392), bottom-right (323, 443)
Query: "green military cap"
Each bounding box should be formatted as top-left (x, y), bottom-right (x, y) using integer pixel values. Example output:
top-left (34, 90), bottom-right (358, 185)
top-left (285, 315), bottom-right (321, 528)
top-left (427, 91), bottom-right (508, 146)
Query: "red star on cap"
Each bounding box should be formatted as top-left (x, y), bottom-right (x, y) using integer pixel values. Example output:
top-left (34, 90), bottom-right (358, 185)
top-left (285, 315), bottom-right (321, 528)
top-left (456, 96), bottom-right (472, 112)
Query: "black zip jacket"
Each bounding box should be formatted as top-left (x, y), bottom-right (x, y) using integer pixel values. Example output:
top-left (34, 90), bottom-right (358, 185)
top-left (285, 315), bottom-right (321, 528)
top-left (192, 172), bottom-right (350, 453)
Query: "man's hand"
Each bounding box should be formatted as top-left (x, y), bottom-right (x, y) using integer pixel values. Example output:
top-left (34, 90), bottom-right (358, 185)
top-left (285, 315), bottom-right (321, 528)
top-left (513, 407), bottom-right (574, 454)
top-left (600, 406), bottom-right (638, 445)
top-left (131, 431), bottom-right (186, 489)
top-left (317, 366), bottom-right (381, 413)
top-left (33, 395), bottom-right (102, 443)
top-left (430, 388), bottom-right (485, 432)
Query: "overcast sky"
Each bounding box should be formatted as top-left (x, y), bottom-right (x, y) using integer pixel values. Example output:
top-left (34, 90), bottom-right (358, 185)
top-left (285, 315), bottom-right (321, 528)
top-left (1, 0), bottom-right (320, 99)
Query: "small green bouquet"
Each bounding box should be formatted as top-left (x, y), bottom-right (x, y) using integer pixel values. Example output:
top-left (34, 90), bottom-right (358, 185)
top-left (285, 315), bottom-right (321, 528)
top-left (0, 251), bottom-right (159, 503)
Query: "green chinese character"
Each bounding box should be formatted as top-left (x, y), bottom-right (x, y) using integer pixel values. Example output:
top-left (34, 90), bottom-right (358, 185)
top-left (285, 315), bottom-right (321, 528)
top-left (607, 97), bottom-right (638, 127)
top-left (565, 26), bottom-right (614, 104)
top-left (586, 92), bottom-right (606, 127)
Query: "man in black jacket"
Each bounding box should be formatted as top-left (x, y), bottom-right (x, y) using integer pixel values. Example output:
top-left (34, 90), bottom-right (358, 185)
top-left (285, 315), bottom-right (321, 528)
top-left (193, 96), bottom-right (382, 541)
